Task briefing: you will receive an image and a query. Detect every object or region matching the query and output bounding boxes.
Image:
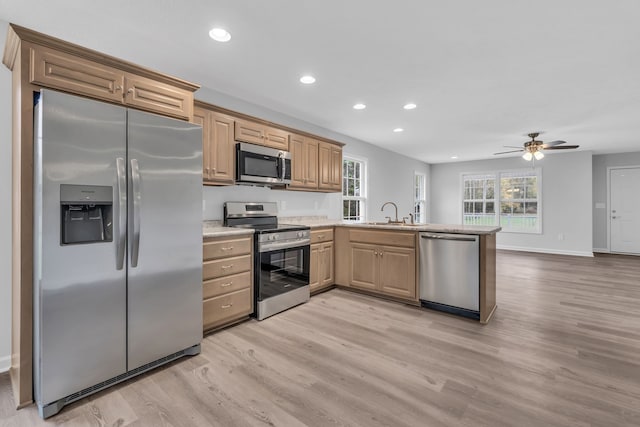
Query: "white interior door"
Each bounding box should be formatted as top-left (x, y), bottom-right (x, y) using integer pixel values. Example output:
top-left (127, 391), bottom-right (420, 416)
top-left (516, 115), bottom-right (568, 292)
top-left (610, 167), bottom-right (640, 254)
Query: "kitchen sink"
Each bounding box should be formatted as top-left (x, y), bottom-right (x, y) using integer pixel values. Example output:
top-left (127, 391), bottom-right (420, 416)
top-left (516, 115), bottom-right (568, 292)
top-left (365, 221), bottom-right (411, 226)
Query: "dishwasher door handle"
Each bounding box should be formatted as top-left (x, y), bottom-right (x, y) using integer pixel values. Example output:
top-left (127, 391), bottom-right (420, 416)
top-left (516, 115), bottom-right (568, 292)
top-left (420, 233), bottom-right (477, 242)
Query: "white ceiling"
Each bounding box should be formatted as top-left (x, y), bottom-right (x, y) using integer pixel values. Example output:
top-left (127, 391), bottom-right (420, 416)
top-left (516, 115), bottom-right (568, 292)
top-left (2, 0), bottom-right (639, 163)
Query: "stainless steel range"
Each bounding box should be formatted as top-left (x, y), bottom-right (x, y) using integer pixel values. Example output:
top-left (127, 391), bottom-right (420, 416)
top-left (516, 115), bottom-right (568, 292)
top-left (224, 202), bottom-right (310, 320)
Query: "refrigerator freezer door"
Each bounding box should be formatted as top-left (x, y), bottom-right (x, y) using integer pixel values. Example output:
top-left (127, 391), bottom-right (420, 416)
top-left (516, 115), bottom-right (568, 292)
top-left (34, 90), bottom-right (128, 405)
top-left (126, 109), bottom-right (203, 370)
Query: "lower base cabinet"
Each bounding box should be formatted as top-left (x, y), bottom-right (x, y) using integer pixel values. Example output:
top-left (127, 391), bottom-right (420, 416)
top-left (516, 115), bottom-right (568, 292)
top-left (310, 228), bottom-right (335, 293)
top-left (336, 227), bottom-right (417, 302)
top-left (202, 235), bottom-right (254, 331)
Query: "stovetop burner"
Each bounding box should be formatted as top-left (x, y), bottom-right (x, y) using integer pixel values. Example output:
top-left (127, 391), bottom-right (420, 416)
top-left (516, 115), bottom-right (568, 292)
top-left (230, 223), bottom-right (309, 233)
top-left (223, 202), bottom-right (309, 234)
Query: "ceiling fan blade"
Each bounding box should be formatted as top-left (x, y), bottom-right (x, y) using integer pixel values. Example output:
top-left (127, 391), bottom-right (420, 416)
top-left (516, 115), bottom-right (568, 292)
top-left (494, 149), bottom-right (524, 155)
top-left (543, 145), bottom-right (580, 150)
top-left (541, 140), bottom-right (566, 148)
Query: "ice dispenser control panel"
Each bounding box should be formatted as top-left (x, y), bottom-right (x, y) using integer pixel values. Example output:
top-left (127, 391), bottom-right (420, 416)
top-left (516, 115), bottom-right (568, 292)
top-left (60, 184), bottom-right (113, 245)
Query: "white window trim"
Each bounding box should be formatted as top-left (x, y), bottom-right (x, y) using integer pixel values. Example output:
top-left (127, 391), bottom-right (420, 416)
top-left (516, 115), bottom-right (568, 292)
top-left (342, 155), bottom-right (368, 222)
top-left (414, 171), bottom-right (427, 224)
top-left (459, 167), bottom-right (543, 234)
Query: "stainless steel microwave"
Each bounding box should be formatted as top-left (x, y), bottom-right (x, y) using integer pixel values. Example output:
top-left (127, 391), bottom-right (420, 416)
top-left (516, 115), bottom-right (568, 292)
top-left (236, 142), bottom-right (292, 185)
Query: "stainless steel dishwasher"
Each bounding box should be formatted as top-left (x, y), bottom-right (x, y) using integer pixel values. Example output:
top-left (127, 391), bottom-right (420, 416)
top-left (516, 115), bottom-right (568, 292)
top-left (419, 232), bottom-right (480, 319)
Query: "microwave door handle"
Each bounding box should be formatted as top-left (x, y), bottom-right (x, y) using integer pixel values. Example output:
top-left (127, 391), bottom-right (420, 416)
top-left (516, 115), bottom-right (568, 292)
top-left (279, 153), bottom-right (286, 181)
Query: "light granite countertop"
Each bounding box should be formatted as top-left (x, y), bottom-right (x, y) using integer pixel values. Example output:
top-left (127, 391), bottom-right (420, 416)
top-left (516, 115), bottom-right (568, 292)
top-left (203, 220), bottom-right (254, 238)
top-left (203, 217), bottom-right (501, 237)
top-left (337, 222), bottom-right (501, 234)
top-left (279, 216), bottom-right (501, 234)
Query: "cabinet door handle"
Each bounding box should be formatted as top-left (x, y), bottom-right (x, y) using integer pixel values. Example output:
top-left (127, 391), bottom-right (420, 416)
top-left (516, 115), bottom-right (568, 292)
top-left (221, 265), bottom-right (233, 270)
top-left (374, 251), bottom-right (378, 256)
top-left (380, 252), bottom-right (383, 257)
top-left (317, 234), bottom-right (324, 239)
top-left (205, 167), bottom-right (210, 173)
top-left (221, 281), bottom-right (233, 287)
top-left (221, 246), bottom-right (234, 251)
top-left (114, 85), bottom-right (123, 92)
top-left (127, 88), bottom-right (134, 95)
top-left (221, 304), bottom-right (233, 309)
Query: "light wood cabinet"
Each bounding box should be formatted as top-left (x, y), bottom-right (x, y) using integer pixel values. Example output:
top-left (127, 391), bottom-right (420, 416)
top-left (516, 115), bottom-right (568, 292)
top-left (195, 103), bottom-right (235, 185)
top-left (202, 235), bottom-right (253, 331)
top-left (335, 228), bottom-right (417, 301)
top-left (289, 133), bottom-right (319, 190)
top-left (235, 118), bottom-right (289, 151)
top-left (28, 45), bottom-right (194, 120)
top-left (319, 142), bottom-right (342, 192)
top-left (30, 46), bottom-right (124, 103)
top-left (309, 228), bottom-right (335, 293)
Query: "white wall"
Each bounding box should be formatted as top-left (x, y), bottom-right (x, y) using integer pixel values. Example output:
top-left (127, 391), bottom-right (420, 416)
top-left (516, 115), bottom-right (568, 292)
top-left (430, 151), bottom-right (593, 256)
top-left (0, 19), bottom-right (13, 372)
top-left (197, 87), bottom-right (430, 222)
top-left (592, 151), bottom-right (640, 251)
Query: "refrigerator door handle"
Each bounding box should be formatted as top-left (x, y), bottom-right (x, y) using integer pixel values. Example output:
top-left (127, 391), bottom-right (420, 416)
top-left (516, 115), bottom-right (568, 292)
top-left (115, 157), bottom-right (127, 270)
top-left (130, 158), bottom-right (142, 268)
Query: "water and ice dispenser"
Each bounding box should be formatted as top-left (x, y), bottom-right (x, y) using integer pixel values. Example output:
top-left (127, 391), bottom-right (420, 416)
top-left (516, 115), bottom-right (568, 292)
top-left (60, 184), bottom-right (113, 245)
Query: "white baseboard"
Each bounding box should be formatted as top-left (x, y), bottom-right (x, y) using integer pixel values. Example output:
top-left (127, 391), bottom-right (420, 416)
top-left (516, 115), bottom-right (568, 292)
top-left (497, 245), bottom-right (594, 257)
top-left (592, 247), bottom-right (610, 253)
top-left (0, 354), bottom-right (10, 374)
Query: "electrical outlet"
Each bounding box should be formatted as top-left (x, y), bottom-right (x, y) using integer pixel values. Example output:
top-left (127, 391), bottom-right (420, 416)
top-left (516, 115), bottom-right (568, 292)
top-left (558, 233), bottom-right (564, 241)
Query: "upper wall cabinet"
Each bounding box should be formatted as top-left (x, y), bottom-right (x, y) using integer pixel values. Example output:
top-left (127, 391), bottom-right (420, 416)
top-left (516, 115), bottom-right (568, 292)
top-left (194, 103), bottom-right (235, 186)
top-left (6, 25), bottom-right (198, 121)
top-left (318, 142), bottom-right (343, 192)
top-left (289, 133), bottom-right (319, 190)
top-left (235, 118), bottom-right (289, 151)
top-left (192, 100), bottom-right (346, 192)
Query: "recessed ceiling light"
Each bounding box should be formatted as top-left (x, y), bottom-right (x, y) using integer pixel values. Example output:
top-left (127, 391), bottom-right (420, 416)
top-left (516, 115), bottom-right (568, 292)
top-left (353, 103), bottom-right (366, 110)
top-left (299, 75), bottom-right (316, 84)
top-left (451, 155), bottom-right (459, 159)
top-left (393, 128), bottom-right (404, 133)
top-left (209, 28), bottom-right (231, 42)
top-left (403, 103), bottom-right (417, 110)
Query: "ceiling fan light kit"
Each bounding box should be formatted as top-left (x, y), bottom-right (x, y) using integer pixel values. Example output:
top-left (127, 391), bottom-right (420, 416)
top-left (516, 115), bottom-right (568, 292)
top-left (495, 131), bottom-right (579, 161)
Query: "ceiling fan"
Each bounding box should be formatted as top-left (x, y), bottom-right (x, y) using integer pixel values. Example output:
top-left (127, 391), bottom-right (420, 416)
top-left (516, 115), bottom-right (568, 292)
top-left (494, 132), bottom-right (580, 161)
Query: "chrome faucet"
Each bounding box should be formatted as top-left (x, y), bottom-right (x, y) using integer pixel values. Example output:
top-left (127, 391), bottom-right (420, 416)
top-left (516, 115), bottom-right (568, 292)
top-left (381, 202), bottom-right (402, 223)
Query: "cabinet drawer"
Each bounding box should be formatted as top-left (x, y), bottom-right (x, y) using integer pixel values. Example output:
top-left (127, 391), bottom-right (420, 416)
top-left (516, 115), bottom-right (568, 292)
top-left (30, 46), bottom-right (124, 103)
top-left (203, 271), bottom-right (252, 300)
top-left (124, 74), bottom-right (193, 120)
top-left (203, 288), bottom-right (252, 330)
top-left (203, 237), bottom-right (252, 260)
top-left (311, 228), bottom-right (334, 244)
top-left (349, 229), bottom-right (415, 248)
top-left (203, 255), bottom-right (252, 280)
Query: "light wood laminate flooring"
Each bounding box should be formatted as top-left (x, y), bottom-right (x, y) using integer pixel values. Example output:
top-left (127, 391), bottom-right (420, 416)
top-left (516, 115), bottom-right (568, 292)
top-left (1, 251), bottom-right (640, 426)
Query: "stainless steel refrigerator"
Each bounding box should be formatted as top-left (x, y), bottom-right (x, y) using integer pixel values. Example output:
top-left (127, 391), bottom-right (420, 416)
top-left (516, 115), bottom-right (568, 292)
top-left (33, 89), bottom-right (203, 418)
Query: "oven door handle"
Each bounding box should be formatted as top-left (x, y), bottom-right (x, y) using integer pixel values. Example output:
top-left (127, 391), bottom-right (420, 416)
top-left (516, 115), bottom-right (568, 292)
top-left (259, 239), bottom-right (310, 252)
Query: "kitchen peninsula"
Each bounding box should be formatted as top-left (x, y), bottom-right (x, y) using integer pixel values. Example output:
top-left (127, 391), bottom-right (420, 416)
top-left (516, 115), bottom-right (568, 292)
top-left (203, 219), bottom-right (500, 325)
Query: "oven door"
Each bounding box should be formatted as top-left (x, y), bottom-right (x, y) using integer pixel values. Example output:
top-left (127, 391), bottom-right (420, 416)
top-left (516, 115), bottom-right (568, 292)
top-left (236, 143), bottom-right (291, 184)
top-left (257, 244), bottom-right (310, 301)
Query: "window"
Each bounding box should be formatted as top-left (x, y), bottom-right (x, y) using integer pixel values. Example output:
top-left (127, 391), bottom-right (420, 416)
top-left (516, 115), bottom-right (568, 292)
top-left (414, 172), bottom-right (426, 224)
top-left (343, 157), bottom-right (367, 221)
top-left (462, 169), bottom-right (541, 233)
top-left (462, 174), bottom-right (496, 226)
